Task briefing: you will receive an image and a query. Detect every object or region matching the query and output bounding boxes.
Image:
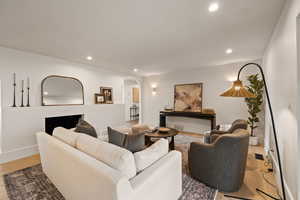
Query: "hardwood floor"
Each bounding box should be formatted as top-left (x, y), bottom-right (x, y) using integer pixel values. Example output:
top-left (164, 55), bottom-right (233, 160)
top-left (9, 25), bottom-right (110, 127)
top-left (0, 144), bottom-right (278, 200)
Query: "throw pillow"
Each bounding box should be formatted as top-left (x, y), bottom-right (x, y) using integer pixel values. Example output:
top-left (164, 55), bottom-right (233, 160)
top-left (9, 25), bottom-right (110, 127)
top-left (134, 138), bottom-right (169, 172)
top-left (108, 127), bottom-right (145, 152)
top-left (74, 119), bottom-right (97, 138)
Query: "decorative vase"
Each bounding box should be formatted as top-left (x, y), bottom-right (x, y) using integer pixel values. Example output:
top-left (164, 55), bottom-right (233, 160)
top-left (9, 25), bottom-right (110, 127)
top-left (249, 136), bottom-right (259, 146)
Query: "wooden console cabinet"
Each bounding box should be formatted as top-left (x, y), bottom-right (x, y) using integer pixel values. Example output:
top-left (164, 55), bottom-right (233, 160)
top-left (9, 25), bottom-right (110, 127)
top-left (159, 111), bottom-right (216, 131)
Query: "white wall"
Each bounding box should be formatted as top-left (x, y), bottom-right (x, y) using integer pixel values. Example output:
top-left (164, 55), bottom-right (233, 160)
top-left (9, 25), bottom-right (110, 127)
top-left (1, 104), bottom-right (125, 163)
top-left (263, 1), bottom-right (300, 200)
top-left (0, 47), bottom-right (126, 107)
top-left (0, 47), bottom-right (131, 162)
top-left (142, 60), bottom-right (265, 139)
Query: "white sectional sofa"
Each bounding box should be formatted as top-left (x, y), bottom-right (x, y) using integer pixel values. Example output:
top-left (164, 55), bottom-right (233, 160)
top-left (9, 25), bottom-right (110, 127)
top-left (36, 129), bottom-right (182, 200)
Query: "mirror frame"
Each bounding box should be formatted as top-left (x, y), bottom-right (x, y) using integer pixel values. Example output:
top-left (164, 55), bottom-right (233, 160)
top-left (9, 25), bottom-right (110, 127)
top-left (41, 75), bottom-right (85, 106)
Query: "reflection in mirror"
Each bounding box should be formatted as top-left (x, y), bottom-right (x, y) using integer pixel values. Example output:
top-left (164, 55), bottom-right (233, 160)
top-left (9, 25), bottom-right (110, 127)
top-left (42, 76), bottom-right (84, 106)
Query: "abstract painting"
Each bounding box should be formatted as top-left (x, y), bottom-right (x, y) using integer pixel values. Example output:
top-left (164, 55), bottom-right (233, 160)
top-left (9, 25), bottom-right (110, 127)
top-left (174, 83), bottom-right (203, 112)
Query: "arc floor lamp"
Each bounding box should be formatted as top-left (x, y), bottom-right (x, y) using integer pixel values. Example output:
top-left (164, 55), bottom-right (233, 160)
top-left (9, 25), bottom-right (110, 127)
top-left (220, 63), bottom-right (285, 200)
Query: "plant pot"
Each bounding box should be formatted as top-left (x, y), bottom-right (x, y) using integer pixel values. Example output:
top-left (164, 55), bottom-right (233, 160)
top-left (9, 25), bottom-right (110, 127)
top-left (249, 136), bottom-right (259, 146)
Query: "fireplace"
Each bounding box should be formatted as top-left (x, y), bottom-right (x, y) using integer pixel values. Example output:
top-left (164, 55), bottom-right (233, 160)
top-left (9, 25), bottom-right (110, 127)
top-left (45, 114), bottom-right (83, 135)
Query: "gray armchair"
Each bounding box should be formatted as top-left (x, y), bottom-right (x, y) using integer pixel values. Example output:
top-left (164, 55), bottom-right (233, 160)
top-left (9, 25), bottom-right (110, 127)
top-left (204, 119), bottom-right (248, 143)
top-left (188, 129), bottom-right (249, 192)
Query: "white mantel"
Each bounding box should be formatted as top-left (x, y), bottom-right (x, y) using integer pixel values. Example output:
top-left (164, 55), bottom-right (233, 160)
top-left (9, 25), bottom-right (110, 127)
top-left (0, 102), bottom-right (125, 163)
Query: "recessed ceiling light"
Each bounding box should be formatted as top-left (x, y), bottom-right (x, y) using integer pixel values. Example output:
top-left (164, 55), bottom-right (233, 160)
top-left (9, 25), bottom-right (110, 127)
top-left (208, 2), bottom-right (219, 12)
top-left (133, 68), bottom-right (139, 72)
top-left (86, 56), bottom-right (93, 61)
top-left (226, 48), bottom-right (233, 54)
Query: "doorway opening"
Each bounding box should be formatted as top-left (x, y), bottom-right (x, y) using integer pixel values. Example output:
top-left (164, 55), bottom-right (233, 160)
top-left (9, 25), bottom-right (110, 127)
top-left (124, 79), bottom-right (141, 126)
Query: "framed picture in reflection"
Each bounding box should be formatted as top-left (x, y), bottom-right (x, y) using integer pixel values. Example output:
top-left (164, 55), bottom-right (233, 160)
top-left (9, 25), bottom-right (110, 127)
top-left (95, 94), bottom-right (105, 104)
top-left (100, 87), bottom-right (113, 104)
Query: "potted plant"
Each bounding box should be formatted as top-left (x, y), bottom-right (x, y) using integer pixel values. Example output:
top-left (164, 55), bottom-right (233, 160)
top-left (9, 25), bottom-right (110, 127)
top-left (245, 74), bottom-right (264, 146)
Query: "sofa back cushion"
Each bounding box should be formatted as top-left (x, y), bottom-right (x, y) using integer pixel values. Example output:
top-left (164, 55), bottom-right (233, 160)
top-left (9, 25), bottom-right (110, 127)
top-left (76, 134), bottom-right (137, 179)
top-left (134, 139), bottom-right (169, 172)
top-left (53, 127), bottom-right (79, 147)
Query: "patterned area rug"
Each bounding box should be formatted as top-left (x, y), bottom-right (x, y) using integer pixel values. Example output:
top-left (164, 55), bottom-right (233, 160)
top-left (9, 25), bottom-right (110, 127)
top-left (4, 165), bottom-right (64, 200)
top-left (4, 164), bottom-right (216, 200)
top-left (180, 174), bottom-right (216, 200)
top-left (4, 135), bottom-right (216, 200)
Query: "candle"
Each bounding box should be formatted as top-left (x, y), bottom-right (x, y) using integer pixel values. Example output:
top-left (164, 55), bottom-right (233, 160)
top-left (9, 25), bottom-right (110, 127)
top-left (22, 80), bottom-right (24, 90)
top-left (27, 78), bottom-right (30, 88)
top-left (13, 73), bottom-right (16, 84)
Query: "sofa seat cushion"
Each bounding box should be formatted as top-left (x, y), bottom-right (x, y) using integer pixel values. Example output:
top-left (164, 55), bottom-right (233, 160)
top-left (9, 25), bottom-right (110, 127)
top-left (53, 127), bottom-right (79, 147)
top-left (134, 139), bottom-right (169, 172)
top-left (76, 134), bottom-right (137, 179)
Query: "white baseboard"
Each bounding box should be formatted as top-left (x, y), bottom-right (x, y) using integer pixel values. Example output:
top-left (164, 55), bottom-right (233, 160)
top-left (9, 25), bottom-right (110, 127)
top-left (268, 151), bottom-right (295, 200)
top-left (0, 145), bottom-right (39, 164)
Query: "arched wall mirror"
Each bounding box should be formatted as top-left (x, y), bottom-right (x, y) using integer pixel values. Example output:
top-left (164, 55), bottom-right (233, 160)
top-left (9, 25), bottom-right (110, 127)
top-left (41, 75), bottom-right (84, 106)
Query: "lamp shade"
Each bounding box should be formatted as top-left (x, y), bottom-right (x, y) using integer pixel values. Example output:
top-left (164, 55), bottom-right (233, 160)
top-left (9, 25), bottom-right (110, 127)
top-left (220, 80), bottom-right (256, 98)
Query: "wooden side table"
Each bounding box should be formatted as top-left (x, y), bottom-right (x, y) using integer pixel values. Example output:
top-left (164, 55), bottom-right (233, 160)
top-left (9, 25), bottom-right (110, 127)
top-left (145, 128), bottom-right (179, 150)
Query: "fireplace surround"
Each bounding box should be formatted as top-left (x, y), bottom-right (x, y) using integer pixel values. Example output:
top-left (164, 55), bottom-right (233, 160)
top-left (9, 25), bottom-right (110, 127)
top-left (45, 114), bottom-right (83, 135)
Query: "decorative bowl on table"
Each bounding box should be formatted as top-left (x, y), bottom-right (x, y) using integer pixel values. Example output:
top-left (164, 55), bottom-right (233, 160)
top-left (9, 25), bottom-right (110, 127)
top-left (158, 127), bottom-right (170, 133)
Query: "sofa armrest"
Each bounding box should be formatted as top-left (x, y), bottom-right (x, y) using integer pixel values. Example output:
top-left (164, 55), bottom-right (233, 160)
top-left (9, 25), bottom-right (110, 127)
top-left (130, 151), bottom-right (182, 200)
top-left (37, 132), bottom-right (134, 200)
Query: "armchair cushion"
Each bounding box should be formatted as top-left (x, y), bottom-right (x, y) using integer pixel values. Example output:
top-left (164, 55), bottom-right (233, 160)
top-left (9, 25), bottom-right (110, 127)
top-left (205, 119), bottom-right (248, 144)
top-left (132, 124), bottom-right (150, 134)
top-left (228, 119), bottom-right (248, 132)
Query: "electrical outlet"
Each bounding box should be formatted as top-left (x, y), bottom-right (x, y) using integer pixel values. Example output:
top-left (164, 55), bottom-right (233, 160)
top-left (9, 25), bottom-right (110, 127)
top-left (255, 153), bottom-right (264, 160)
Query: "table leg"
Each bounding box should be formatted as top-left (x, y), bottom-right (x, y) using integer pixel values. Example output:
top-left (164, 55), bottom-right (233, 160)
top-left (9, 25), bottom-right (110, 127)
top-left (211, 117), bottom-right (216, 130)
top-left (170, 136), bottom-right (175, 150)
top-left (145, 136), bottom-right (151, 146)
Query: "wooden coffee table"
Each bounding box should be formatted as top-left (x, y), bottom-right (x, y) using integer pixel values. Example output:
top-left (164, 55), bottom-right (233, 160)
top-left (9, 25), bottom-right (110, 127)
top-left (145, 128), bottom-right (178, 150)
